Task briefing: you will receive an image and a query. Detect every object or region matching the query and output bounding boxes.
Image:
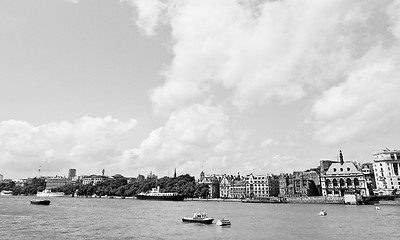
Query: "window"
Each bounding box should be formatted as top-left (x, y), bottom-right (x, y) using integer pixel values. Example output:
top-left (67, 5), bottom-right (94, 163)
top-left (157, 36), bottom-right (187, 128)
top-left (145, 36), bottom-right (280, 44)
top-left (326, 179), bottom-right (331, 187)
top-left (354, 178), bottom-right (359, 186)
top-left (347, 167), bottom-right (350, 171)
top-left (346, 178), bottom-right (352, 187)
top-left (340, 179), bottom-right (345, 187)
top-left (333, 168), bottom-right (337, 172)
top-left (333, 179), bottom-right (338, 186)
top-left (340, 168), bottom-right (343, 172)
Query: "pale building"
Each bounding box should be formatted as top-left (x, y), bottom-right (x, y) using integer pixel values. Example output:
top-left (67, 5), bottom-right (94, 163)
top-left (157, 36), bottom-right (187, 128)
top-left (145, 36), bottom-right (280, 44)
top-left (81, 175), bottom-right (108, 185)
top-left (245, 173), bottom-right (279, 198)
top-left (321, 151), bottom-right (369, 197)
top-left (219, 175), bottom-right (232, 198)
top-left (373, 148), bottom-right (400, 195)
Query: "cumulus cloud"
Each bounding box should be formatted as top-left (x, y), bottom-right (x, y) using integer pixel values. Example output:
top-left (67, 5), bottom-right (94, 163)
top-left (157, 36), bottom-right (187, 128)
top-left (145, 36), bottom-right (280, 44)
top-left (311, 45), bottom-right (400, 144)
top-left (127, 0), bottom-right (400, 145)
top-left (127, 0), bottom-right (358, 113)
top-left (130, 104), bottom-right (251, 174)
top-left (0, 116), bottom-right (137, 177)
top-left (122, 0), bottom-right (167, 36)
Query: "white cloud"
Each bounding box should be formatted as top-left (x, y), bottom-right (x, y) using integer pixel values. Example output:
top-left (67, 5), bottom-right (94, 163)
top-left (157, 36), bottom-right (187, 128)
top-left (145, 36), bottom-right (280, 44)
top-left (311, 45), bottom-right (400, 144)
top-left (131, 104), bottom-right (242, 174)
top-left (0, 116), bottom-right (137, 177)
top-left (126, 0), bottom-right (363, 114)
top-left (124, 0), bottom-right (400, 169)
top-left (122, 0), bottom-right (167, 36)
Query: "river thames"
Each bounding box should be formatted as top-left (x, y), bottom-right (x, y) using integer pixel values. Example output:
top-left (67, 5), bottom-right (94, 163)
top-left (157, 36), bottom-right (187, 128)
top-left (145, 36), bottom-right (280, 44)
top-left (1, 196), bottom-right (399, 240)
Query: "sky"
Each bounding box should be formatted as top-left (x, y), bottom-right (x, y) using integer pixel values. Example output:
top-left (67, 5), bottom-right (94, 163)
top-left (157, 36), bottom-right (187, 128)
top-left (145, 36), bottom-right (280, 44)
top-left (1, 0), bottom-right (400, 180)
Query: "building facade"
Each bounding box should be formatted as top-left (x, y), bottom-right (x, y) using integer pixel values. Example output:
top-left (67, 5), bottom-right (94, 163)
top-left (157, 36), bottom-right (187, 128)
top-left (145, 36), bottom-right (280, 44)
top-left (321, 151), bottom-right (369, 197)
top-left (198, 171), bottom-right (220, 198)
top-left (68, 169), bottom-right (76, 182)
top-left (279, 171), bottom-right (320, 197)
top-left (81, 175), bottom-right (108, 185)
top-left (373, 148), bottom-right (400, 195)
top-left (46, 176), bottom-right (68, 189)
top-left (245, 173), bottom-right (279, 198)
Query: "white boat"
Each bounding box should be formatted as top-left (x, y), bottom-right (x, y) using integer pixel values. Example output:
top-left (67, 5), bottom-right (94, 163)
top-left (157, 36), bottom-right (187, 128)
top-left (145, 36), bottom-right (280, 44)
top-left (318, 210), bottom-right (327, 216)
top-left (216, 219), bottom-right (231, 226)
top-left (37, 189), bottom-right (65, 197)
top-left (136, 186), bottom-right (184, 201)
top-left (0, 190), bottom-right (13, 196)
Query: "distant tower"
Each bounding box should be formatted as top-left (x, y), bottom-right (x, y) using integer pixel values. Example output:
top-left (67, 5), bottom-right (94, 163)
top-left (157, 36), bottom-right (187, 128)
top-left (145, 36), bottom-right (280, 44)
top-left (68, 169), bottom-right (76, 181)
top-left (200, 171), bottom-right (205, 182)
top-left (339, 150), bottom-right (344, 165)
top-left (174, 168), bottom-right (177, 178)
top-left (102, 169), bottom-right (105, 176)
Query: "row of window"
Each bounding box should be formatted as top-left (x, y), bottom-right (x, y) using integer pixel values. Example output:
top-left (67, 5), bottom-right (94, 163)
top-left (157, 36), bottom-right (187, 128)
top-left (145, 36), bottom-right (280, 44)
top-left (333, 167), bottom-right (351, 172)
top-left (325, 178), bottom-right (360, 186)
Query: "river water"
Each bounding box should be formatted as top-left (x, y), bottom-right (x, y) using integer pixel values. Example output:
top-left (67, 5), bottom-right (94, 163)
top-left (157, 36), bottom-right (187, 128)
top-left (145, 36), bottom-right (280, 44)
top-left (0, 196), bottom-right (399, 240)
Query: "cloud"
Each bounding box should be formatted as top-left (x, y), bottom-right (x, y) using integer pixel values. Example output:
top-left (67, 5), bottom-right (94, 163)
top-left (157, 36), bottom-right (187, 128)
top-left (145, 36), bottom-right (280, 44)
top-left (127, 0), bottom-right (400, 145)
top-left (311, 45), bottom-right (400, 144)
top-left (0, 116), bottom-right (137, 177)
top-left (126, 0), bottom-right (365, 114)
top-left (131, 104), bottom-right (246, 174)
top-left (122, 0), bottom-right (167, 36)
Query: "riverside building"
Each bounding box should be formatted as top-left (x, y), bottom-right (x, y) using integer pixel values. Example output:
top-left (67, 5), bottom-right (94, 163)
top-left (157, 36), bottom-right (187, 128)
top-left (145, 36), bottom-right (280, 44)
top-left (321, 151), bottom-right (370, 197)
top-left (373, 148), bottom-right (400, 195)
top-left (245, 173), bottom-right (279, 198)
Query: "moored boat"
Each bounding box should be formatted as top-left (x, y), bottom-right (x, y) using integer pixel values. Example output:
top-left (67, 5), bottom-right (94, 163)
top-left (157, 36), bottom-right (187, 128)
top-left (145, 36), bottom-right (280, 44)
top-left (37, 189), bottom-right (65, 197)
top-left (30, 199), bottom-right (51, 205)
top-left (182, 212), bottom-right (214, 224)
top-left (136, 186), bottom-right (184, 201)
top-left (0, 190), bottom-right (13, 196)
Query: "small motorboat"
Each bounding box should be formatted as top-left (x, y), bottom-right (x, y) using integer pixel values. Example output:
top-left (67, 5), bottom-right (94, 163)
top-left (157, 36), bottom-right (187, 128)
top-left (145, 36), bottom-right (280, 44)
top-left (318, 210), bottom-right (327, 216)
top-left (182, 212), bottom-right (214, 224)
top-left (30, 199), bottom-right (51, 205)
top-left (375, 206), bottom-right (381, 211)
top-left (216, 219), bottom-right (231, 226)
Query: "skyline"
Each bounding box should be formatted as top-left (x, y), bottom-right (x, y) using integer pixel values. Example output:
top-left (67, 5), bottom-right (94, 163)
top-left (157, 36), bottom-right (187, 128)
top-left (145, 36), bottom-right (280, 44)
top-left (1, 0), bottom-right (400, 179)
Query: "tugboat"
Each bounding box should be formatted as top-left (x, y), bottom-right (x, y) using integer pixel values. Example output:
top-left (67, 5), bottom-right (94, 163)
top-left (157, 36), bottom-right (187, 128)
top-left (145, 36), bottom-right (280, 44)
top-left (182, 212), bottom-right (214, 224)
top-left (30, 199), bottom-right (51, 205)
top-left (136, 186), bottom-right (184, 201)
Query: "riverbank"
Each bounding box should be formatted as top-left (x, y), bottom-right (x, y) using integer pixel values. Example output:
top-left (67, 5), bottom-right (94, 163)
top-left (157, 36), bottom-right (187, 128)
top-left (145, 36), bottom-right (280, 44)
top-left (185, 196), bottom-right (345, 204)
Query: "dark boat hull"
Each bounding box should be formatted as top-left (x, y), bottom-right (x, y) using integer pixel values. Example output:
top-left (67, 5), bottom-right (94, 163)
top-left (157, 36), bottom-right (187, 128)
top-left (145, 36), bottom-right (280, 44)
top-left (31, 200), bottom-right (51, 205)
top-left (136, 195), bottom-right (185, 201)
top-left (182, 218), bottom-right (214, 224)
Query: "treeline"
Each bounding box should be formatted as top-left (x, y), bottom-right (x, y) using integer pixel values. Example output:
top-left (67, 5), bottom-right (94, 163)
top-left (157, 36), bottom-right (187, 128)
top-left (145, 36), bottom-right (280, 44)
top-left (0, 178), bottom-right (46, 195)
top-left (1, 174), bottom-right (210, 198)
